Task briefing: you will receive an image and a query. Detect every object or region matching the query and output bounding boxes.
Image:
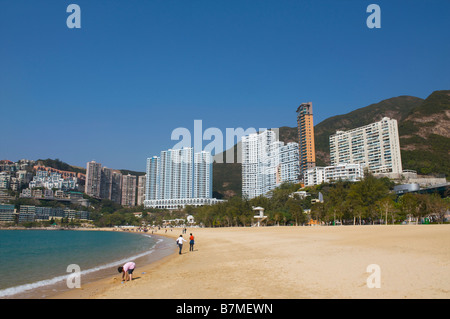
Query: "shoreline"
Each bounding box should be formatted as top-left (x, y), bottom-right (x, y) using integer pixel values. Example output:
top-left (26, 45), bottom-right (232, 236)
top-left (50, 224), bottom-right (450, 299)
top-left (0, 228), bottom-right (176, 299)
top-left (50, 228), bottom-right (180, 299)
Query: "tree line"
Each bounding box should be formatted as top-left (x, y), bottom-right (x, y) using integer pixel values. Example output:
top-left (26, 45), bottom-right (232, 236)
top-left (7, 172), bottom-right (448, 229)
top-left (185, 172), bottom-right (449, 227)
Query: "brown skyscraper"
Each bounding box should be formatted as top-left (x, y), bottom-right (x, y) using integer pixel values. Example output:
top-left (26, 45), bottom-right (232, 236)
top-left (121, 174), bottom-right (137, 207)
top-left (296, 102), bottom-right (316, 180)
top-left (85, 161), bottom-right (102, 198)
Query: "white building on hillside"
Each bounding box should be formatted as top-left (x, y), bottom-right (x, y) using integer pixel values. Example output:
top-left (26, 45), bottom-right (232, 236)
top-left (329, 117), bottom-right (402, 175)
top-left (304, 163), bottom-right (365, 187)
top-left (242, 130), bottom-right (300, 199)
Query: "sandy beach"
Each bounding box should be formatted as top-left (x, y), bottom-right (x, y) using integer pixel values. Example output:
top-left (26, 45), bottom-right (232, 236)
top-left (52, 224), bottom-right (450, 299)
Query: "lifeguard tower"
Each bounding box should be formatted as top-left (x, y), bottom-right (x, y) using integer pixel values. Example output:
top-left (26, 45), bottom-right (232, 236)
top-left (252, 206), bottom-right (267, 227)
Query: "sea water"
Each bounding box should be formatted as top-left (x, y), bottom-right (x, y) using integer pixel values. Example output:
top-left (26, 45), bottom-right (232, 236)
top-left (0, 229), bottom-right (172, 298)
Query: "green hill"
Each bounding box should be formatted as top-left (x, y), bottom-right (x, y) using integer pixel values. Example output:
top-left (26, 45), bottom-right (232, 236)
top-left (312, 95), bottom-right (424, 166)
top-left (398, 90), bottom-right (450, 176)
top-left (36, 158), bottom-right (86, 174)
top-left (213, 90), bottom-right (450, 198)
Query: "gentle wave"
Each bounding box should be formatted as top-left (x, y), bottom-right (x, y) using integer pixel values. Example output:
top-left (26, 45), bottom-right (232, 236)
top-left (0, 244), bottom-right (157, 298)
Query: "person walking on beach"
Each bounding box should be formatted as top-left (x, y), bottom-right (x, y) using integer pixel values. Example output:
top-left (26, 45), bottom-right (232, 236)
top-left (189, 233), bottom-right (195, 251)
top-left (118, 261), bottom-right (135, 282)
top-left (176, 235), bottom-right (187, 254)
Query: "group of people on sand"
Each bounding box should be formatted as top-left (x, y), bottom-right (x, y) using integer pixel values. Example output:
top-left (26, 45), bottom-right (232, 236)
top-left (117, 231), bottom-right (195, 283)
top-left (176, 232), bottom-right (195, 255)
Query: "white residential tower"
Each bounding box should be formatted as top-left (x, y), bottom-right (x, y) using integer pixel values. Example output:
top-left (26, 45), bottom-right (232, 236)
top-left (329, 117), bottom-right (403, 175)
top-left (144, 147), bottom-right (221, 209)
top-left (242, 130), bottom-right (300, 199)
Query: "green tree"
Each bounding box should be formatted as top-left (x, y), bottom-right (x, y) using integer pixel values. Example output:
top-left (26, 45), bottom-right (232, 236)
top-left (347, 171), bottom-right (390, 224)
top-left (286, 196), bottom-right (306, 226)
top-left (325, 181), bottom-right (349, 225)
top-left (398, 193), bottom-right (418, 223)
top-left (310, 202), bottom-right (325, 224)
top-left (425, 194), bottom-right (450, 223)
top-left (271, 210), bottom-right (284, 226)
top-left (377, 195), bottom-right (397, 225)
top-left (413, 194), bottom-right (428, 224)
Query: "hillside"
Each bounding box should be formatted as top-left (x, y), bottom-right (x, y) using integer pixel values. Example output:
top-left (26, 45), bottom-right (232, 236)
top-left (312, 95), bottom-right (424, 166)
top-left (213, 90), bottom-right (449, 198)
top-left (398, 90), bottom-right (450, 176)
top-left (36, 158), bottom-right (87, 174)
top-left (35, 158), bottom-right (146, 177)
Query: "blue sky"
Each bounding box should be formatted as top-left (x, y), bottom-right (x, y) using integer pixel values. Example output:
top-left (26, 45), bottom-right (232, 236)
top-left (1, 0), bottom-right (449, 171)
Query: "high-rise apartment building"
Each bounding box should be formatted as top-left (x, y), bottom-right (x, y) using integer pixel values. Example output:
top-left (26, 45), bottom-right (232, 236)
top-left (297, 102), bottom-right (316, 179)
top-left (160, 147), bottom-right (193, 200)
top-left (100, 167), bottom-right (113, 200)
top-left (329, 117), bottom-right (403, 174)
top-left (145, 147), bottom-right (220, 209)
top-left (121, 174), bottom-right (137, 207)
top-left (146, 156), bottom-right (159, 202)
top-left (86, 161), bottom-right (125, 203)
top-left (85, 161), bottom-right (102, 198)
top-left (111, 171), bottom-right (123, 204)
top-left (278, 142), bottom-right (301, 184)
top-left (296, 102), bottom-right (316, 180)
top-left (242, 130), bottom-right (300, 199)
top-left (100, 167), bottom-right (123, 204)
top-left (137, 175), bottom-right (146, 206)
top-left (194, 151), bottom-right (213, 199)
